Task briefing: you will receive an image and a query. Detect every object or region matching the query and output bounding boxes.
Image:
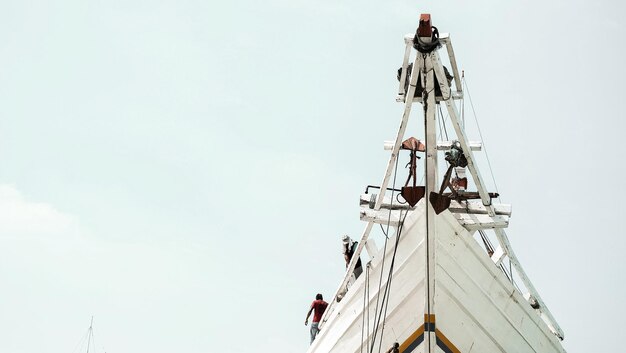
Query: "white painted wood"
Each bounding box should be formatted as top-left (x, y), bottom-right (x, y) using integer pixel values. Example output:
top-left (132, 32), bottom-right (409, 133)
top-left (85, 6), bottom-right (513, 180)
top-left (447, 200), bottom-right (512, 216)
top-left (491, 246), bottom-right (507, 266)
top-left (452, 212), bottom-right (509, 231)
top-left (360, 194), bottom-right (511, 216)
top-left (524, 293), bottom-right (540, 308)
top-left (359, 208), bottom-right (402, 227)
top-left (364, 239), bottom-right (378, 260)
top-left (434, 211), bottom-right (567, 353)
top-left (436, 140), bottom-right (482, 151)
top-left (398, 39), bottom-right (412, 97)
top-left (422, 50), bottom-right (438, 352)
top-left (361, 205), bottom-right (518, 227)
top-left (309, 202), bottom-right (566, 353)
top-left (382, 140), bottom-right (482, 151)
top-left (441, 35), bottom-right (463, 92)
top-left (383, 140), bottom-right (398, 150)
top-left (398, 33), bottom-right (563, 343)
top-left (408, 90), bottom-right (463, 102)
top-left (407, 32), bottom-right (449, 42)
top-left (432, 50), bottom-right (451, 100)
top-left (359, 193), bottom-right (410, 210)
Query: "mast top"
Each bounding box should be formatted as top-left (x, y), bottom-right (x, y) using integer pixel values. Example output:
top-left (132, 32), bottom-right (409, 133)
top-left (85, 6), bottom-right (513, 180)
top-left (418, 14), bottom-right (432, 37)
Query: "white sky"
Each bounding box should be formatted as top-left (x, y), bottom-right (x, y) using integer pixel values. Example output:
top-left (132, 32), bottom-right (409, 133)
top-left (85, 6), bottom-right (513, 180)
top-left (0, 0), bottom-right (624, 352)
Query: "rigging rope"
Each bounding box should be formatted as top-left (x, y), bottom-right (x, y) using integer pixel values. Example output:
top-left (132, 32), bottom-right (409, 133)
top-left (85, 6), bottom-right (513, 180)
top-left (361, 264), bottom-right (370, 353)
top-left (379, 224), bottom-right (389, 239)
top-left (437, 106), bottom-right (444, 141)
top-left (462, 80), bottom-right (525, 292)
top-left (479, 229), bottom-right (516, 283)
top-left (368, 209), bottom-right (409, 353)
top-left (365, 148), bottom-right (411, 353)
top-left (374, 209), bottom-right (410, 353)
top-left (438, 104), bottom-right (449, 141)
top-left (462, 77), bottom-right (501, 202)
top-left (367, 265), bottom-right (371, 352)
top-left (478, 229), bottom-right (494, 255)
top-left (368, 155), bottom-right (401, 352)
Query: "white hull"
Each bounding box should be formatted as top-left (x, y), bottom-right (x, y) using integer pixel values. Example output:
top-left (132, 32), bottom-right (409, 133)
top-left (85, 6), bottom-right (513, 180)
top-left (309, 199), bottom-right (566, 353)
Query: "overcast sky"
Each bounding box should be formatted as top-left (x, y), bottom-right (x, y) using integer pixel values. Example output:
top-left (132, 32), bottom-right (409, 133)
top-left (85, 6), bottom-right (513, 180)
top-left (0, 0), bottom-right (624, 352)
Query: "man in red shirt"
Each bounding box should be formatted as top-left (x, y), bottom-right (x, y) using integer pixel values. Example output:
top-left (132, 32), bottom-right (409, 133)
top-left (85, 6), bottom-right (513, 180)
top-left (305, 293), bottom-right (328, 344)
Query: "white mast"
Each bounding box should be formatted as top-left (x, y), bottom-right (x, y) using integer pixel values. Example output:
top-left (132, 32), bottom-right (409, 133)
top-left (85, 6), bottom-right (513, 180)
top-left (416, 14), bottom-right (439, 353)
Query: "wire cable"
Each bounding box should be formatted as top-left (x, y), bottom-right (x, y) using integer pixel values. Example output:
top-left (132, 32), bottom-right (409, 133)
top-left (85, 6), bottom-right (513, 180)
top-left (462, 77), bottom-right (501, 202)
top-left (360, 264), bottom-right (368, 353)
top-left (368, 154), bottom-right (406, 353)
top-left (374, 209), bottom-right (410, 353)
top-left (438, 104), bottom-right (449, 141)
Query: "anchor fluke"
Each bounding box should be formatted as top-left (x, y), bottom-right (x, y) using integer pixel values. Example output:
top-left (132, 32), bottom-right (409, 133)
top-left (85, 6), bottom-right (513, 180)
top-left (402, 186), bottom-right (426, 207)
top-left (429, 192), bottom-right (451, 215)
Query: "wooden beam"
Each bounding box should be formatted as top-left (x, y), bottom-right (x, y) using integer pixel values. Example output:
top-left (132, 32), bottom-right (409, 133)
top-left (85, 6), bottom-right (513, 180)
top-left (424, 48), bottom-right (438, 350)
top-left (432, 50), bottom-right (451, 100)
top-left (440, 34), bottom-right (463, 92)
top-left (359, 206), bottom-right (509, 231)
top-left (436, 140), bottom-right (482, 151)
top-left (359, 195), bottom-right (511, 216)
top-left (452, 213), bottom-right (509, 231)
top-left (382, 140), bottom-right (482, 151)
top-left (398, 36), bottom-right (412, 96)
top-left (448, 200), bottom-right (512, 216)
top-left (360, 193), bottom-right (410, 210)
top-left (408, 90), bottom-right (463, 102)
top-left (491, 246), bottom-right (506, 266)
top-left (359, 208), bottom-right (402, 226)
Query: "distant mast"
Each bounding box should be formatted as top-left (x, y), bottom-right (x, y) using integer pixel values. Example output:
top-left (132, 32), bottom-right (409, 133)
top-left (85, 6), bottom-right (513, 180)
top-left (85, 316), bottom-right (95, 353)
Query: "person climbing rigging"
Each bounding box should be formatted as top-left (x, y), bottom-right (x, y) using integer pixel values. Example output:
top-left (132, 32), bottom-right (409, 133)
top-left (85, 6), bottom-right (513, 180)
top-left (305, 293), bottom-right (328, 344)
top-left (343, 235), bottom-right (363, 279)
